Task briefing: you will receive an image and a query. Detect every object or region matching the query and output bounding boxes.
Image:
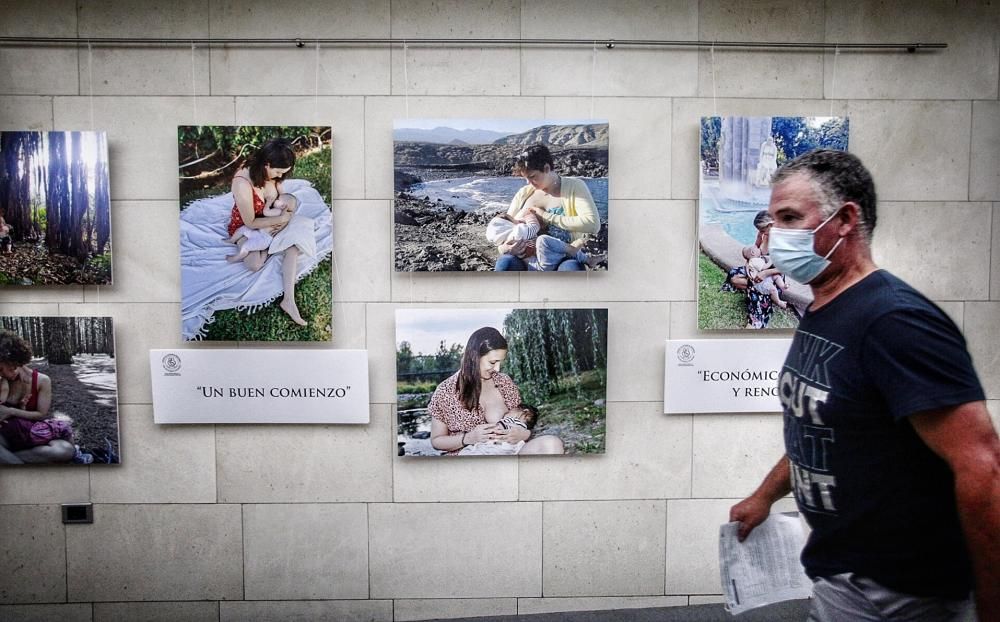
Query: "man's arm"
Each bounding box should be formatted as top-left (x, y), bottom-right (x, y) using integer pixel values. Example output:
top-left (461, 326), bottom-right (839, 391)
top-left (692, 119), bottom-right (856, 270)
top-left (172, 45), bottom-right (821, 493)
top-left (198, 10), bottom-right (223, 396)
top-left (729, 455), bottom-right (792, 541)
top-left (910, 401), bottom-right (999, 621)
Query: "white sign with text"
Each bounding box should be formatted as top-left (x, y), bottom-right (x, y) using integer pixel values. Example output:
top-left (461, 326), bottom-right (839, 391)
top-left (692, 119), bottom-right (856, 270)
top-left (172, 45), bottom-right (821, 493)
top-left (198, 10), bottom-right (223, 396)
top-left (664, 339), bottom-right (792, 414)
top-left (150, 349), bottom-right (370, 424)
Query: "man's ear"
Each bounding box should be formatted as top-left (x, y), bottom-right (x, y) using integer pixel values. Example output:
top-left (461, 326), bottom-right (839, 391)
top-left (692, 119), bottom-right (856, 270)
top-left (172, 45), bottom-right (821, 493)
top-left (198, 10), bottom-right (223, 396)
top-left (838, 202), bottom-right (861, 237)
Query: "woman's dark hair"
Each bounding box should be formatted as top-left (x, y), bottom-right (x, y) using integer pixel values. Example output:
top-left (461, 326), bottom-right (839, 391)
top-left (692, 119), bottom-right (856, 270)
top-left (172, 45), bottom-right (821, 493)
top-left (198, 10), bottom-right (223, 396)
top-left (246, 138), bottom-right (296, 188)
top-left (456, 327), bottom-right (508, 412)
top-left (0, 330), bottom-right (32, 366)
top-left (512, 144), bottom-right (554, 176)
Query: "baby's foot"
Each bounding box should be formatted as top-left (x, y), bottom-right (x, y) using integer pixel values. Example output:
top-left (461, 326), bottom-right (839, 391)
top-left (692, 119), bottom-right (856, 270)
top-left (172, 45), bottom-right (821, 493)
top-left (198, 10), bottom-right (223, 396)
top-left (775, 299), bottom-right (788, 310)
top-left (584, 252), bottom-right (607, 270)
top-left (280, 297), bottom-right (308, 326)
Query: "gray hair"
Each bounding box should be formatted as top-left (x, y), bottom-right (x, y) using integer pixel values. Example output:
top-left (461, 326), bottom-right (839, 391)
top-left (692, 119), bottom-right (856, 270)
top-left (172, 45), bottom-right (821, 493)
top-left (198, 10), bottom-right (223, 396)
top-left (771, 149), bottom-right (877, 243)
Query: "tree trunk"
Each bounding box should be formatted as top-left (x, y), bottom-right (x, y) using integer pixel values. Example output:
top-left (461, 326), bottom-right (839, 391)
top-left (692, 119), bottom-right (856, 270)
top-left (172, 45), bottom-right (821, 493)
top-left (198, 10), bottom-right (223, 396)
top-left (46, 132), bottom-right (70, 254)
top-left (94, 133), bottom-right (110, 255)
top-left (44, 317), bottom-right (73, 364)
top-left (69, 131), bottom-right (89, 261)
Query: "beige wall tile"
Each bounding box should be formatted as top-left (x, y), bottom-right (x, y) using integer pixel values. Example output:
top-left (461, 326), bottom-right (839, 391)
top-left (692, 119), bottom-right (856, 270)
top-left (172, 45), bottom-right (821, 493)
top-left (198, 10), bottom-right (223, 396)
top-left (847, 100), bottom-right (971, 202)
top-left (519, 403), bottom-right (692, 500)
top-left (332, 302), bottom-right (367, 349)
top-left (90, 405), bottom-right (216, 503)
top-left (216, 404), bottom-right (392, 502)
top-left (331, 200), bottom-right (392, 302)
top-left (0, 49), bottom-right (79, 96)
top-left (604, 303), bottom-right (670, 402)
top-left (518, 595), bottom-right (686, 614)
top-left (965, 302), bottom-right (1000, 399)
top-left (369, 502), bottom-right (542, 598)
top-left (0, 0), bottom-right (76, 37)
top-left (692, 414), bottom-right (784, 498)
top-left (665, 497), bottom-right (796, 594)
top-left (79, 0), bottom-right (209, 37)
top-left (85, 201), bottom-right (179, 303)
top-left (220, 600), bottom-right (391, 622)
top-left (971, 103), bottom-right (1000, 202)
top-left (0, 465), bottom-right (90, 505)
top-left (824, 0), bottom-right (1000, 100)
top-left (994, 204), bottom-right (1000, 301)
top-left (543, 500), bottom-right (666, 596)
top-left (94, 601), bottom-right (218, 622)
top-left (0, 506), bottom-right (65, 604)
top-left (243, 503), bottom-right (368, 599)
top-left (393, 449), bottom-right (519, 503)
top-left (0, 604), bottom-right (91, 622)
top-left (521, 1), bottom-right (698, 97)
top-left (66, 504), bottom-right (242, 601)
top-left (211, 48), bottom-right (390, 96)
top-left (698, 0), bottom-right (825, 99)
top-left (210, 0), bottom-right (389, 38)
top-left (53, 96), bottom-right (235, 201)
top-left (0, 97), bottom-right (53, 130)
top-left (873, 202), bottom-right (991, 301)
top-left (80, 49), bottom-right (210, 96)
top-left (394, 598), bottom-right (517, 621)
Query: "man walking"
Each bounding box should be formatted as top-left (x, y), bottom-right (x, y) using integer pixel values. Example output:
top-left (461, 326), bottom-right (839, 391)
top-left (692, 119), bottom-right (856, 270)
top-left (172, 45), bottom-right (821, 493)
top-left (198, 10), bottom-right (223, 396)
top-left (729, 150), bottom-right (999, 621)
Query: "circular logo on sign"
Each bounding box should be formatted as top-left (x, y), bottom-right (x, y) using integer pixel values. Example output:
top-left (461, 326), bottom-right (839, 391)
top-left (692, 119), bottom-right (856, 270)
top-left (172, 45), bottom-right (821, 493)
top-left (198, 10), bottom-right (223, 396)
top-left (162, 353), bottom-right (182, 373)
top-left (676, 344), bottom-right (695, 363)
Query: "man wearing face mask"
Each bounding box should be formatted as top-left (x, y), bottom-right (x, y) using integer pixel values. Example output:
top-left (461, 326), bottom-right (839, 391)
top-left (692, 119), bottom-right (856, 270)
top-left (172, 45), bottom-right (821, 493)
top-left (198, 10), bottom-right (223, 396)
top-left (729, 150), bottom-right (999, 622)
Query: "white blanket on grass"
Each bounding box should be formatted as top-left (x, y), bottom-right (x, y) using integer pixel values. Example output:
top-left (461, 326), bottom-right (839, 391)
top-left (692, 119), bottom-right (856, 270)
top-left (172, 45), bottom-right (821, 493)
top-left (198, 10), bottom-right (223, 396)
top-left (180, 179), bottom-right (333, 340)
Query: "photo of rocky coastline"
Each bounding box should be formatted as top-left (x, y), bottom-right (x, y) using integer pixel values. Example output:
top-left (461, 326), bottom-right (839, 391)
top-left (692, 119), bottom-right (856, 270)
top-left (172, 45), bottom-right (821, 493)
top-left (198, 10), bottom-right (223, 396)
top-left (394, 119), bottom-right (609, 272)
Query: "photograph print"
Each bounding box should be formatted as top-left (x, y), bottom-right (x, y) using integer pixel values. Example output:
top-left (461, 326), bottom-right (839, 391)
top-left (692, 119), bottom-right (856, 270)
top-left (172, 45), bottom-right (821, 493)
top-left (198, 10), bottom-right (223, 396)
top-left (0, 131), bottom-right (112, 285)
top-left (0, 316), bottom-right (119, 465)
top-left (396, 308), bottom-right (608, 457)
top-left (698, 116), bottom-right (849, 330)
top-left (179, 125), bottom-right (333, 341)
top-left (394, 119), bottom-right (609, 272)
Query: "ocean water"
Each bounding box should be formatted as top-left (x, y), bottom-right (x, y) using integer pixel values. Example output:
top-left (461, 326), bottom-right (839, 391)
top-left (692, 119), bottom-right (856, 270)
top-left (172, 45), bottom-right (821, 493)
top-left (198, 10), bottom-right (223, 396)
top-left (408, 176), bottom-right (609, 222)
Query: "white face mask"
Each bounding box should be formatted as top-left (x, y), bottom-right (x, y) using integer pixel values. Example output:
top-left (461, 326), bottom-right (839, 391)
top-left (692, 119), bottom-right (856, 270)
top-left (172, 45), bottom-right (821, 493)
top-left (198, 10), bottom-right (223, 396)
top-left (768, 209), bottom-right (844, 284)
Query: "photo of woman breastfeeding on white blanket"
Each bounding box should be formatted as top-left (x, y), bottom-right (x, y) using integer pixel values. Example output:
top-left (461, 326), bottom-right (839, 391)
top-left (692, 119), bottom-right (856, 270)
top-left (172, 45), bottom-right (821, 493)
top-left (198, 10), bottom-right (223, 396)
top-left (178, 126), bottom-right (333, 341)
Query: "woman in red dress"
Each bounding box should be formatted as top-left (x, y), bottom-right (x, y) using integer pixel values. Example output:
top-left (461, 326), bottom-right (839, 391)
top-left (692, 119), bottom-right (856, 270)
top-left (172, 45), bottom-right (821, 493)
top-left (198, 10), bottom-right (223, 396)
top-left (227, 138), bottom-right (307, 326)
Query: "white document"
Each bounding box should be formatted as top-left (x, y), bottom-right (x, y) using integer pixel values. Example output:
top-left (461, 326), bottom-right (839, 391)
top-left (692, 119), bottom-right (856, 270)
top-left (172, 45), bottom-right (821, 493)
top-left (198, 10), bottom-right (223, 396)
top-left (719, 512), bottom-right (812, 615)
top-left (149, 348), bottom-right (370, 424)
top-left (664, 339), bottom-right (791, 414)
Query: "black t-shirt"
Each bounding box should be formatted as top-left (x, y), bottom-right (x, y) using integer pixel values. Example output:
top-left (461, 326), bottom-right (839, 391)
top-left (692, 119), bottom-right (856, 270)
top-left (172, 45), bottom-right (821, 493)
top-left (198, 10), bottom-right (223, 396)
top-left (781, 270), bottom-right (985, 598)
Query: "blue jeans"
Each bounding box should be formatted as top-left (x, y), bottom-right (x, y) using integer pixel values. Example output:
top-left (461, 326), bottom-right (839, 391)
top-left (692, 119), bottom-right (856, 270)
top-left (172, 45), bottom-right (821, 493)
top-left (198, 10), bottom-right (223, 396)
top-left (494, 253), bottom-right (584, 272)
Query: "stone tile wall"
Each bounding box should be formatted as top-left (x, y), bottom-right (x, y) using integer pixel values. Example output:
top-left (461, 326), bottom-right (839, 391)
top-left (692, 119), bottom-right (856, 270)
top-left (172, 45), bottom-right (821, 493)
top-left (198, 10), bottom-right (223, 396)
top-left (1, 1), bottom-right (997, 620)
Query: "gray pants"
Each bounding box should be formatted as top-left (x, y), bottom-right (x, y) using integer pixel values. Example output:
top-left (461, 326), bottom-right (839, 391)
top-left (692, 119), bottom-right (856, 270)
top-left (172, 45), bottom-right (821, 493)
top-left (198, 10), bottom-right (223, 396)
top-left (809, 573), bottom-right (975, 621)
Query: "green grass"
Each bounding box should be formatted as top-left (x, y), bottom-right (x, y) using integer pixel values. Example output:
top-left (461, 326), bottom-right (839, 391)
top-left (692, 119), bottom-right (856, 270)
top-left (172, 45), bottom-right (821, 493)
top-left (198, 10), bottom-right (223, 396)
top-left (698, 253), bottom-right (798, 330)
top-left (532, 369), bottom-right (607, 455)
top-left (396, 380), bottom-right (439, 395)
top-left (200, 257), bottom-right (332, 341)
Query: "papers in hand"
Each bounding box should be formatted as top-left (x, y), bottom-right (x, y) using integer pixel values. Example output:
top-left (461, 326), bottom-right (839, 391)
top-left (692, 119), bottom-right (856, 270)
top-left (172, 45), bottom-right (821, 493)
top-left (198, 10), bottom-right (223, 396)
top-left (719, 512), bottom-right (812, 615)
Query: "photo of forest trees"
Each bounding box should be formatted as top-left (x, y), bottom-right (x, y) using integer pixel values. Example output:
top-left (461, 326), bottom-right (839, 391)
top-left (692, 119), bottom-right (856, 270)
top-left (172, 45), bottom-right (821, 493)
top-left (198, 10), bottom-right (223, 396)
top-left (0, 316), bottom-right (119, 465)
top-left (0, 131), bottom-right (112, 285)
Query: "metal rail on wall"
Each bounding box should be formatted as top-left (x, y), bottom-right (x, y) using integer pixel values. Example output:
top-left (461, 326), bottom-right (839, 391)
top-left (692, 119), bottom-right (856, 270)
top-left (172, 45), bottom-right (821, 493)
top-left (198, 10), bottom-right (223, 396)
top-left (0, 36), bottom-right (947, 52)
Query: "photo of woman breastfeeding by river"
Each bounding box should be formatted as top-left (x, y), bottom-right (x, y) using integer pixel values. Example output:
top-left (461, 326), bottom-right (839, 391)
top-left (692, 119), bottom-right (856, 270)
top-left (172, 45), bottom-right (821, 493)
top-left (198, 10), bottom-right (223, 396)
top-left (396, 308), bottom-right (608, 457)
top-left (393, 119), bottom-right (609, 272)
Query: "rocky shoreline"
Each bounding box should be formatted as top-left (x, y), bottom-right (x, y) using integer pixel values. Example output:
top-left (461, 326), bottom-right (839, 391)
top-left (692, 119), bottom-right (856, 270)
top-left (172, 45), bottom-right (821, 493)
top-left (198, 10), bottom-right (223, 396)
top-left (395, 192), bottom-right (609, 272)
